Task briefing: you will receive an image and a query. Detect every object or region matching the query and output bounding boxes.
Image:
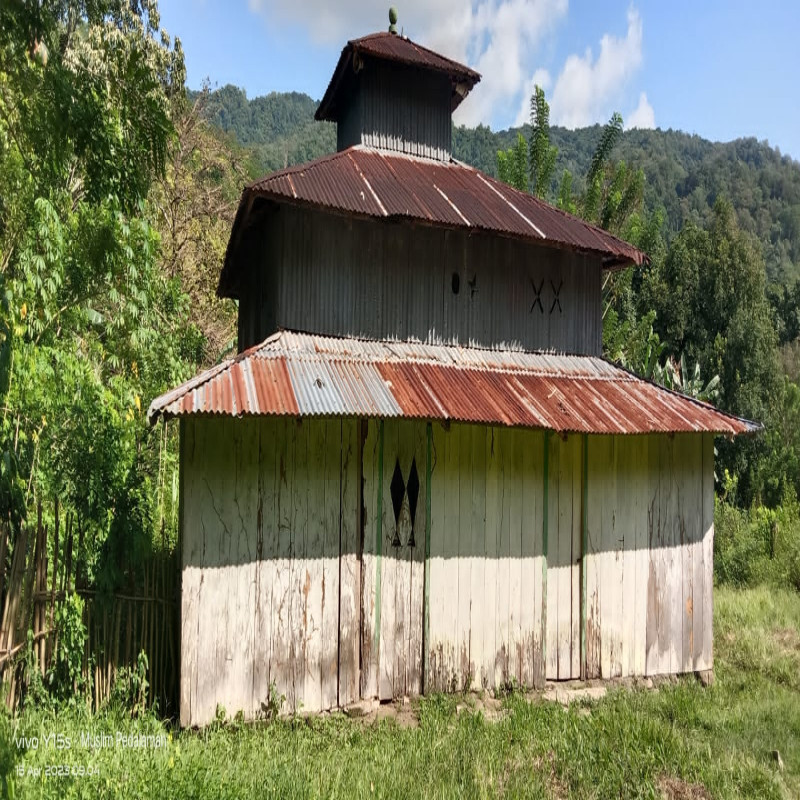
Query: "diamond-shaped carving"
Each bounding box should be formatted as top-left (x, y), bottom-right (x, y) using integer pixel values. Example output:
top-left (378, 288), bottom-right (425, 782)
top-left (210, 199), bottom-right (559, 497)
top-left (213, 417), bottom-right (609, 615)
top-left (390, 459), bottom-right (405, 546)
top-left (406, 457), bottom-right (420, 547)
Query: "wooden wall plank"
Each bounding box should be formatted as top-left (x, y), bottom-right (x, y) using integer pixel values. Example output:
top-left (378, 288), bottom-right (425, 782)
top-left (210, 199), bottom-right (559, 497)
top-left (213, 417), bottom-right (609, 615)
top-left (393, 419), bottom-right (411, 697)
top-left (632, 434), bottom-right (649, 677)
top-left (519, 429), bottom-right (540, 687)
top-left (290, 420), bottom-right (309, 711)
top-left (508, 429), bottom-right (523, 684)
top-left (699, 433), bottom-right (715, 671)
top-left (665, 435), bottom-right (682, 674)
top-left (545, 431), bottom-right (559, 680)
top-left (379, 420), bottom-right (397, 700)
top-left (408, 421), bottom-right (427, 696)
top-left (321, 419), bottom-right (341, 710)
top-left (619, 437), bottom-right (637, 678)
top-left (302, 420), bottom-right (325, 712)
top-left (469, 425), bottom-right (486, 690)
top-left (339, 418), bottom-right (360, 706)
top-left (483, 428), bottom-right (500, 690)
top-left (605, 436), bottom-right (622, 678)
top-left (646, 435), bottom-right (668, 676)
top-left (443, 423), bottom-right (461, 690)
top-left (427, 422), bottom-right (449, 692)
top-left (252, 418), bottom-right (275, 715)
top-left (675, 435), bottom-right (693, 673)
top-left (270, 417), bottom-right (293, 711)
top-left (456, 423), bottom-right (473, 687)
top-left (496, 427), bottom-right (512, 686)
top-left (570, 434), bottom-right (582, 679)
top-left (360, 419), bottom-right (380, 699)
top-left (584, 434), bottom-right (607, 680)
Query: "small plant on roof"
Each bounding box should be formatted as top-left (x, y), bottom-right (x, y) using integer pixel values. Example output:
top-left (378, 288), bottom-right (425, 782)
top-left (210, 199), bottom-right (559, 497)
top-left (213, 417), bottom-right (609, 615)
top-left (389, 7), bottom-right (398, 34)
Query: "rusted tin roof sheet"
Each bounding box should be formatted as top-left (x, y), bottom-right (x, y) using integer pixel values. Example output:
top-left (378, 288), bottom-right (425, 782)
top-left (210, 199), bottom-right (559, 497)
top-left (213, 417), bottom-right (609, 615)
top-left (219, 147), bottom-right (647, 297)
top-left (149, 332), bottom-right (758, 437)
top-left (316, 32), bottom-right (481, 121)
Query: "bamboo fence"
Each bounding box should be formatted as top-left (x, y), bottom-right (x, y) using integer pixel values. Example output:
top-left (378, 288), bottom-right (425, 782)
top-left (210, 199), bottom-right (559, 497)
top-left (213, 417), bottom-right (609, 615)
top-left (0, 500), bottom-right (179, 715)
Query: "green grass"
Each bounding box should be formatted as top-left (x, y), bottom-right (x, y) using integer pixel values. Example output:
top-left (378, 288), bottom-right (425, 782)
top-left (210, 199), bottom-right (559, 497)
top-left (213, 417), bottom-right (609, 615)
top-left (2, 586), bottom-right (799, 799)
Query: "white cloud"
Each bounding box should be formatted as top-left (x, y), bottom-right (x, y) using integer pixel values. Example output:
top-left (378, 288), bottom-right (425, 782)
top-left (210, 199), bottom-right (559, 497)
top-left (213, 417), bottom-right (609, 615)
top-left (548, 7), bottom-right (644, 128)
top-left (247, 0), bottom-right (569, 127)
top-left (451, 0), bottom-right (568, 127)
top-left (248, 1), bottom-right (652, 132)
top-left (626, 91), bottom-right (655, 129)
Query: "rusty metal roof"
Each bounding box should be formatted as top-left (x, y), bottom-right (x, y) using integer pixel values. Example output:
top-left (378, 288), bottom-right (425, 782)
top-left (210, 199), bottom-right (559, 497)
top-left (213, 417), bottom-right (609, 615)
top-left (218, 147), bottom-right (647, 297)
top-left (316, 32), bottom-right (481, 122)
top-left (148, 331), bottom-right (758, 437)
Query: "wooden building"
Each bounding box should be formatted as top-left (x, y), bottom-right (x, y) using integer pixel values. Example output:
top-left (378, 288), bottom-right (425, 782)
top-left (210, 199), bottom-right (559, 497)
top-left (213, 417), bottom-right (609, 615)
top-left (149, 23), bottom-right (757, 727)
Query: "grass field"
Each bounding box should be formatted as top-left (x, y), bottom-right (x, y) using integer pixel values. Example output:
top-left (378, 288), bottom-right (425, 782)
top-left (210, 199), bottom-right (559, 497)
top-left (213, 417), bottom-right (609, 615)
top-left (2, 585), bottom-right (798, 799)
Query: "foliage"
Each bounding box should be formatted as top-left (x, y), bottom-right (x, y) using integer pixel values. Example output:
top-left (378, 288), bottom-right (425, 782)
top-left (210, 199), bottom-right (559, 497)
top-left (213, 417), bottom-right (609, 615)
top-left (152, 87), bottom-right (244, 364)
top-left (715, 490), bottom-right (800, 591)
top-left (109, 650), bottom-right (149, 716)
top-left (527, 86), bottom-right (557, 199)
top-left (496, 133), bottom-right (528, 192)
top-left (0, 0), bottom-right (200, 579)
top-left (6, 586), bottom-right (800, 797)
top-left (641, 199), bottom-right (782, 504)
top-left (48, 592), bottom-right (89, 704)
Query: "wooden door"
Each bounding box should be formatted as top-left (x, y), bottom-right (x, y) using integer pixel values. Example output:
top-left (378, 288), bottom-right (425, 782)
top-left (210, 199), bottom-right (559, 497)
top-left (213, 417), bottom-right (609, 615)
top-left (361, 419), bottom-right (427, 700)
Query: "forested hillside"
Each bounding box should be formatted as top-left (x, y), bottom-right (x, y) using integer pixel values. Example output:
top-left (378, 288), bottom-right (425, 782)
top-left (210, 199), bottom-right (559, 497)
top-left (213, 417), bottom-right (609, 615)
top-left (203, 85), bottom-right (800, 284)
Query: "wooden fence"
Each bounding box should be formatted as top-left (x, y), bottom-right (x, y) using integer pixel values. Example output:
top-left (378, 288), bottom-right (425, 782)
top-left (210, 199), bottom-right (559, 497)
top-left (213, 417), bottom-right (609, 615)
top-left (0, 501), bottom-right (179, 715)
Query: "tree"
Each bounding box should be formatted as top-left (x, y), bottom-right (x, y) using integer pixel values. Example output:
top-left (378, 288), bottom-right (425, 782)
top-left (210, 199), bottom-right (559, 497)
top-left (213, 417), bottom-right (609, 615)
top-left (528, 86), bottom-right (557, 199)
top-left (152, 88), bottom-right (246, 364)
top-left (640, 198), bottom-right (783, 504)
top-left (0, 0), bottom-right (195, 569)
top-left (497, 133), bottom-right (529, 193)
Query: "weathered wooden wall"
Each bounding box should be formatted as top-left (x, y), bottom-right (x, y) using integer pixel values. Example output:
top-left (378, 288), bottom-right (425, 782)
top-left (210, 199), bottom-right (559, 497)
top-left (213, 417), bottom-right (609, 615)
top-left (237, 205), bottom-right (603, 356)
top-left (337, 61), bottom-right (452, 160)
top-left (180, 417), bottom-right (713, 726)
top-left (360, 419), bottom-right (428, 701)
top-left (585, 433), bottom-right (714, 678)
top-left (180, 416), bottom-right (360, 726)
top-left (426, 424), bottom-right (547, 693)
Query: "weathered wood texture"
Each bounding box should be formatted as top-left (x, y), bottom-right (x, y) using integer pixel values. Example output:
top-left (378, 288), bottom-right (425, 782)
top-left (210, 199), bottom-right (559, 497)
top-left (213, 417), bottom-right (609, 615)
top-left (584, 433), bottom-right (713, 679)
top-left (427, 423), bottom-right (546, 693)
top-left (237, 205), bottom-right (603, 357)
top-left (181, 418), bottom-right (714, 725)
top-left (180, 416), bottom-right (359, 726)
top-left (360, 419), bottom-right (428, 701)
top-left (337, 61), bottom-right (453, 161)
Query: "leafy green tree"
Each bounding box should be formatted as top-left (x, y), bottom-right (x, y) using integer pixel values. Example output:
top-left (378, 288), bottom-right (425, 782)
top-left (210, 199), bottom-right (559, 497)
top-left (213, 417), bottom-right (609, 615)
top-left (497, 133), bottom-right (529, 192)
top-left (528, 86), bottom-right (557, 199)
top-left (0, 0), bottom-right (195, 574)
top-left (641, 198), bottom-right (782, 503)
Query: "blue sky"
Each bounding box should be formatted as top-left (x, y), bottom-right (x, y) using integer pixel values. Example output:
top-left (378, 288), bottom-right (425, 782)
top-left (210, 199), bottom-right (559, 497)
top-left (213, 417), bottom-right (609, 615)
top-left (159, 0), bottom-right (800, 159)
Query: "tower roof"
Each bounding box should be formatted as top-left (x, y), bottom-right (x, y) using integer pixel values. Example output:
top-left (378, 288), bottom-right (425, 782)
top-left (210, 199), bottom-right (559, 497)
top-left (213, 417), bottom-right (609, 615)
top-left (315, 31), bottom-right (481, 122)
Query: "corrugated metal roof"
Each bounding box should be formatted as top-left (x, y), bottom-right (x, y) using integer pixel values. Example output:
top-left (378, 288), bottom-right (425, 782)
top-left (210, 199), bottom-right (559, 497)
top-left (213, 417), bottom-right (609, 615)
top-left (148, 332), bottom-right (759, 437)
top-left (218, 147), bottom-right (647, 298)
top-left (316, 32), bottom-right (481, 122)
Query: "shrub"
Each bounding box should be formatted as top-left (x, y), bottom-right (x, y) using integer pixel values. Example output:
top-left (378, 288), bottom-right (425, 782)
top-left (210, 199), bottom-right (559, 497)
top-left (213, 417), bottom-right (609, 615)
top-left (715, 490), bottom-right (800, 590)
